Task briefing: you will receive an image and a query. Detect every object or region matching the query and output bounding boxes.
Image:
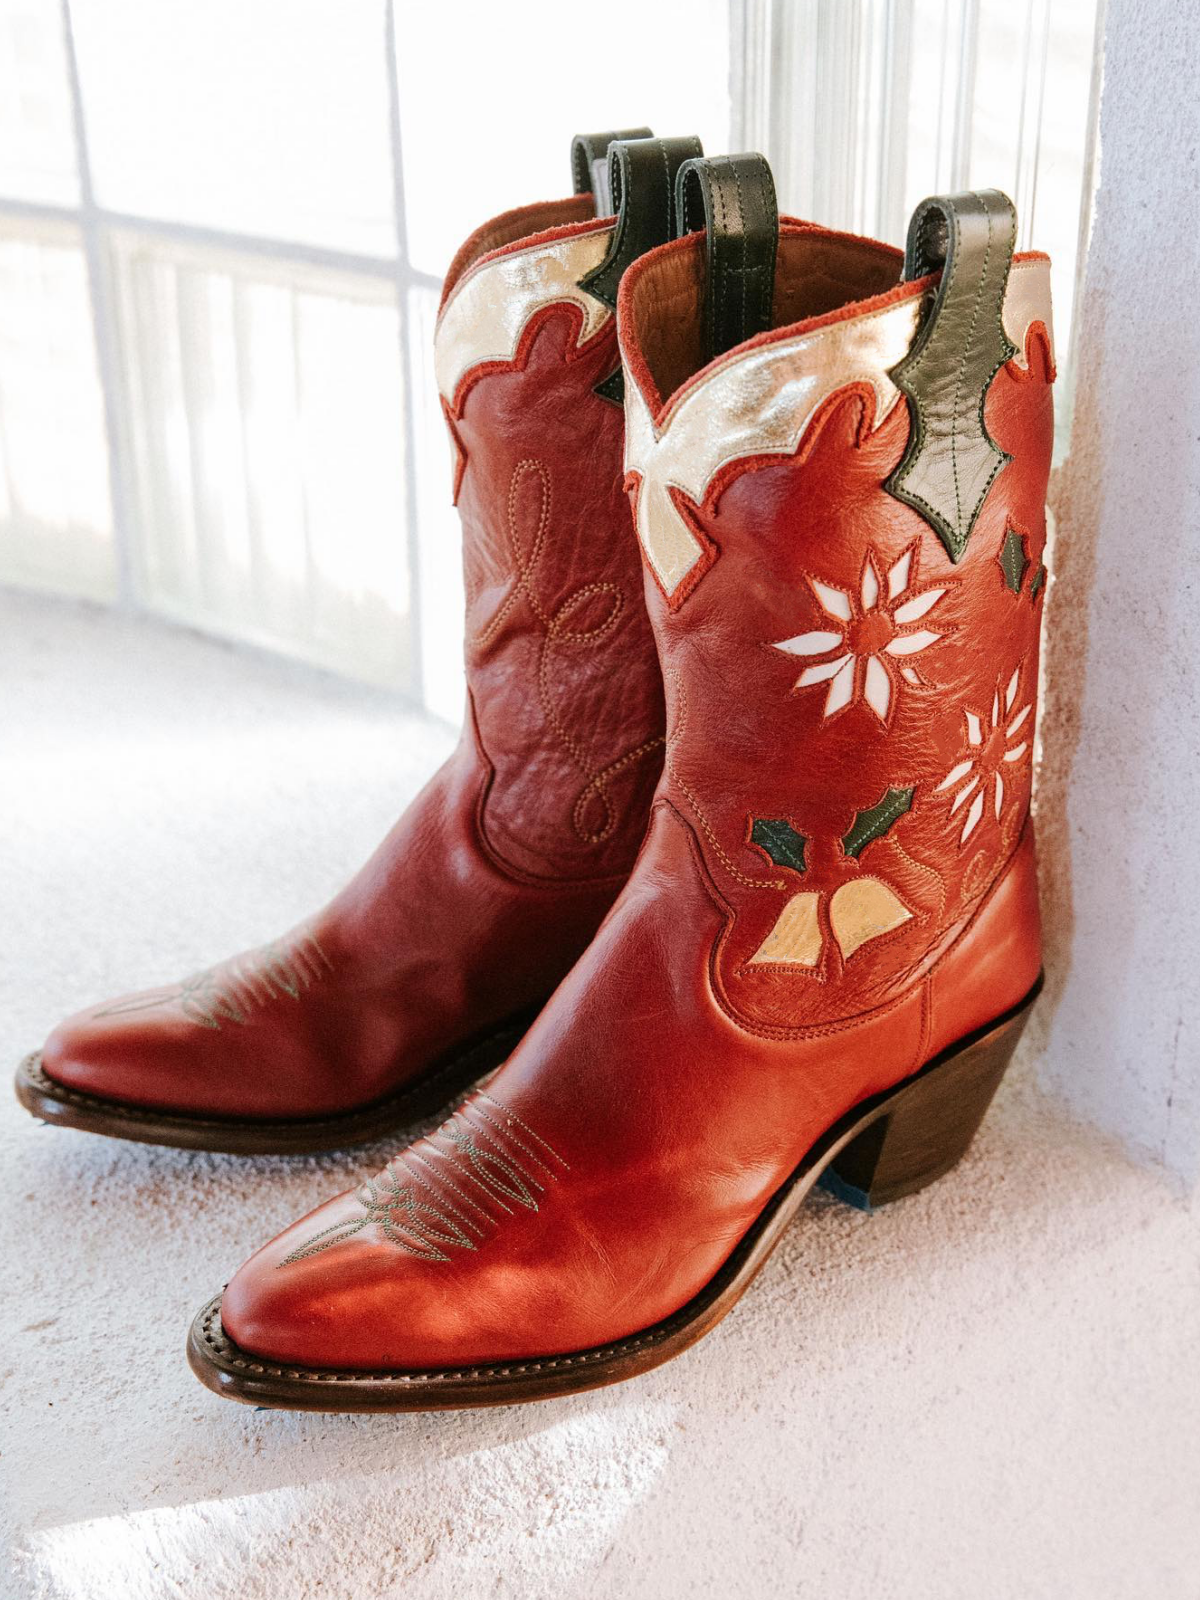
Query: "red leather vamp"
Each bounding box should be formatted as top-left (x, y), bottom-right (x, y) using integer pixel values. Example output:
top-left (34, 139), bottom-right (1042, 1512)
top-left (222, 800), bottom-right (1039, 1369)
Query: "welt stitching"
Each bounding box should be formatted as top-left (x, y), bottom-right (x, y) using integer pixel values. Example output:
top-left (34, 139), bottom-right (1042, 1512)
top-left (200, 1296), bottom-right (683, 1384)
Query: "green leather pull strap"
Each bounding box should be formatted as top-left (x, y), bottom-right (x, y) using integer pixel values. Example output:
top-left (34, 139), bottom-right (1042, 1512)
top-left (885, 189), bottom-right (1018, 563)
top-left (578, 134), bottom-right (703, 403)
top-left (570, 127), bottom-right (654, 205)
top-left (674, 153), bottom-right (778, 363)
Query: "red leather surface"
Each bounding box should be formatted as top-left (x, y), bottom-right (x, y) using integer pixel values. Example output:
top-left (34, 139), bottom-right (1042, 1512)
top-left (222, 226), bottom-right (1053, 1369)
top-left (650, 327), bottom-right (1054, 1032)
top-left (454, 305), bottom-right (663, 881)
top-left (41, 210), bottom-right (663, 1120)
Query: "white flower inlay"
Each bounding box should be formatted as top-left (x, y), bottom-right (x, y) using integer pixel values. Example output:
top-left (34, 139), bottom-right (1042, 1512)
top-left (773, 546), bottom-right (947, 723)
top-left (937, 665), bottom-right (1033, 844)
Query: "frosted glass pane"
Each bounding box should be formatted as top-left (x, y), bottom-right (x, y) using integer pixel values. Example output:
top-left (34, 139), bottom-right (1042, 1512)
top-left (0, 0), bottom-right (79, 206)
top-left (71, 0), bottom-right (396, 257)
top-left (396, 0), bottom-right (731, 274)
top-left (113, 235), bottom-right (412, 688)
top-left (407, 285), bottom-right (465, 725)
top-left (0, 221), bottom-right (114, 599)
top-left (969, 0), bottom-right (1096, 362)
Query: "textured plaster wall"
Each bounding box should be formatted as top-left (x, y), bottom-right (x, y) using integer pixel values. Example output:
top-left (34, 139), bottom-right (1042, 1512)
top-left (1034, 0), bottom-right (1200, 1184)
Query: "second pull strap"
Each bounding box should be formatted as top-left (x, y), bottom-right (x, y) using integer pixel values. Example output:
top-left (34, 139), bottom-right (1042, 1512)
top-left (577, 134), bottom-right (704, 310)
top-left (570, 127), bottom-right (654, 207)
top-left (577, 134), bottom-right (703, 404)
top-left (675, 153), bottom-right (778, 363)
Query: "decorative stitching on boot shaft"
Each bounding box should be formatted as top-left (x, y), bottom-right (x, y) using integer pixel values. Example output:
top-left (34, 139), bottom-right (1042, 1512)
top-left (472, 458), bottom-right (663, 846)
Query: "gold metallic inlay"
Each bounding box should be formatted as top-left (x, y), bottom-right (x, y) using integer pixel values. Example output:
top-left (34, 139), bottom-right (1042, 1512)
top-left (829, 878), bottom-right (912, 961)
top-left (749, 892), bottom-right (822, 967)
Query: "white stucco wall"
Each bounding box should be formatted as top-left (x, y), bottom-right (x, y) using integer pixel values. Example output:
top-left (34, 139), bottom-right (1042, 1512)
top-left (1036, 0), bottom-right (1200, 1185)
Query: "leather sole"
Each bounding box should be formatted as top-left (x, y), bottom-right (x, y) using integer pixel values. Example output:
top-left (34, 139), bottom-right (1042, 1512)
top-left (186, 978), bottom-right (1040, 1408)
top-left (12, 1010), bottom-right (536, 1155)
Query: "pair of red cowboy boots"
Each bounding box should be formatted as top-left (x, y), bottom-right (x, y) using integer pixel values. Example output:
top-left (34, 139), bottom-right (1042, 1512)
top-left (16, 131), bottom-right (1055, 1411)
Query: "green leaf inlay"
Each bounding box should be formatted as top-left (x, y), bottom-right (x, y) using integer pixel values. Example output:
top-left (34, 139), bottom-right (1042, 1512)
top-left (999, 527), bottom-right (1029, 594)
top-left (750, 818), bottom-right (807, 873)
top-left (1029, 562), bottom-right (1046, 603)
top-left (841, 786), bottom-right (915, 860)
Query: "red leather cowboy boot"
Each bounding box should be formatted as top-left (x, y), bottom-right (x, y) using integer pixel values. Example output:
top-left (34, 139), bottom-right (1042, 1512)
top-left (189, 156), bottom-right (1055, 1408)
top-left (16, 132), bottom-right (704, 1154)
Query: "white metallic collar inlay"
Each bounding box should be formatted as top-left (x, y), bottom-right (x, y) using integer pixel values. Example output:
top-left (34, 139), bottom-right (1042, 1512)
top-left (435, 227), bottom-right (615, 408)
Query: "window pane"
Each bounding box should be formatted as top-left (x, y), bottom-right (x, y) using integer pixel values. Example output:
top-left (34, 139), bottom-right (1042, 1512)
top-left (0, 220), bottom-right (114, 599)
top-left (112, 234), bottom-right (412, 688)
top-left (0, 0), bottom-right (79, 206)
top-left (71, 0), bottom-right (396, 257)
top-left (396, 0), bottom-right (731, 275)
top-left (407, 285), bottom-right (464, 724)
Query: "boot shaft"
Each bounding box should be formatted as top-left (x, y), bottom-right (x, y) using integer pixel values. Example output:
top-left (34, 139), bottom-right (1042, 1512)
top-left (432, 136), bottom-right (702, 884)
top-left (619, 163), bottom-right (1054, 1031)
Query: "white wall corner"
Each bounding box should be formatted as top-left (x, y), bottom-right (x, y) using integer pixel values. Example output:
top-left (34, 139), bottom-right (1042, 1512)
top-left (1035, 0), bottom-right (1200, 1187)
